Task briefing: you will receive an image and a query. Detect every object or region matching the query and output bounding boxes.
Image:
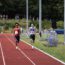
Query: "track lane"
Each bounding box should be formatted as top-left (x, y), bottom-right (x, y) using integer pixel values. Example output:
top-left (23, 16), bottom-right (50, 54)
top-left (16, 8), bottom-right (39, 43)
top-left (0, 34), bottom-right (5, 65)
top-left (0, 34), bottom-right (33, 65)
top-left (0, 43), bottom-right (3, 65)
top-left (19, 41), bottom-right (64, 65)
top-left (4, 33), bottom-right (65, 65)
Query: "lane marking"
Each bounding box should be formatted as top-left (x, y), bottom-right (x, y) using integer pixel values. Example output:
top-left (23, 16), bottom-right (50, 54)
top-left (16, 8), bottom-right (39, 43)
top-left (21, 40), bottom-right (65, 65)
top-left (0, 42), bottom-right (6, 65)
top-left (18, 47), bottom-right (36, 65)
top-left (4, 34), bottom-right (65, 65)
top-left (4, 35), bottom-right (36, 65)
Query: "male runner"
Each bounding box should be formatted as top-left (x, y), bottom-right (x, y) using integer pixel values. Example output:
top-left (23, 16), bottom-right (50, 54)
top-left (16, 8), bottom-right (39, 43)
top-left (29, 24), bottom-right (36, 48)
top-left (13, 23), bottom-right (21, 49)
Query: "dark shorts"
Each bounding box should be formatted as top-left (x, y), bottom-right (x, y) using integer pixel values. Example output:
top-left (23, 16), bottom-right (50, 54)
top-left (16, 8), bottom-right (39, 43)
top-left (30, 34), bottom-right (35, 41)
top-left (15, 35), bottom-right (20, 43)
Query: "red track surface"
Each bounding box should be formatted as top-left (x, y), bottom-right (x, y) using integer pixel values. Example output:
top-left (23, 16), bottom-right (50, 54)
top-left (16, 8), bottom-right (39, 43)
top-left (0, 33), bottom-right (64, 65)
top-left (0, 43), bottom-right (3, 65)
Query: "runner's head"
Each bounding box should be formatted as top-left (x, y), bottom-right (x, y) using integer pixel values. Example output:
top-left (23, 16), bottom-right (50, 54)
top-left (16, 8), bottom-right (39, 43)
top-left (31, 24), bottom-right (34, 27)
top-left (15, 23), bottom-right (19, 28)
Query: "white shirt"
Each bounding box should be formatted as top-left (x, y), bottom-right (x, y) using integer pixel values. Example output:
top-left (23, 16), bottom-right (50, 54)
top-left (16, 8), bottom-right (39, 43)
top-left (29, 27), bottom-right (35, 35)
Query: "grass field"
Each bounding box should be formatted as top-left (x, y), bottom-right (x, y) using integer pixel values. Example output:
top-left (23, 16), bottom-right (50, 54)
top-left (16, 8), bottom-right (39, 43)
top-left (21, 33), bottom-right (65, 62)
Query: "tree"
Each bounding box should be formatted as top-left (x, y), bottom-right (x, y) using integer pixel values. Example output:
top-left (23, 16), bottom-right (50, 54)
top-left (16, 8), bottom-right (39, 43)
top-left (0, 0), bottom-right (64, 20)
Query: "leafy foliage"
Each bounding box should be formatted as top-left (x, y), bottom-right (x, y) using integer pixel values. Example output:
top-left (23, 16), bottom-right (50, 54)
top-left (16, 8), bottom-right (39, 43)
top-left (0, 0), bottom-right (64, 20)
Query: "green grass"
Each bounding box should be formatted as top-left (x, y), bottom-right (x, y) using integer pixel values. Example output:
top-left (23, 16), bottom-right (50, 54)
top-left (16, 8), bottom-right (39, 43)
top-left (20, 33), bottom-right (65, 62)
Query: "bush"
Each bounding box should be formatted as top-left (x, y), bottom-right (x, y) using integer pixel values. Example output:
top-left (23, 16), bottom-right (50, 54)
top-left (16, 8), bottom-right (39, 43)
top-left (57, 21), bottom-right (64, 29)
top-left (42, 19), bottom-right (51, 29)
top-left (3, 24), bottom-right (9, 30)
top-left (0, 27), bottom-right (2, 33)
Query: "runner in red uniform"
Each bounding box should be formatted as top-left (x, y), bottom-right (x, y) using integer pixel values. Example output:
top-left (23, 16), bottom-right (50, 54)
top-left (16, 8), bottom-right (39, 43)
top-left (13, 23), bottom-right (21, 49)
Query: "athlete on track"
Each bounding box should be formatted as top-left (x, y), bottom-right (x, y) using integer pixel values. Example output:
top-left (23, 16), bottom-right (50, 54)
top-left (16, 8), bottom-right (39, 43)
top-left (29, 24), bottom-right (36, 48)
top-left (13, 23), bottom-right (21, 49)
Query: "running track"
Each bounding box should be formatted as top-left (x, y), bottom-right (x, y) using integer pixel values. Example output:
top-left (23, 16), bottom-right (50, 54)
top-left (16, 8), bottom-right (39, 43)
top-left (0, 33), bottom-right (65, 65)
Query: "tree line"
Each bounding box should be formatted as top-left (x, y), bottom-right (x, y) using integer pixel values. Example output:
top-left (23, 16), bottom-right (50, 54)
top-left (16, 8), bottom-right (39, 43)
top-left (0, 0), bottom-right (63, 20)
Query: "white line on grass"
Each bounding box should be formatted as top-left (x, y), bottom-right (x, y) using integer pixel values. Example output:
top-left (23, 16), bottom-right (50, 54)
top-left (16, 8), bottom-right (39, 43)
top-left (5, 35), bottom-right (36, 65)
top-left (0, 42), bottom-right (6, 65)
top-left (21, 40), bottom-right (65, 65)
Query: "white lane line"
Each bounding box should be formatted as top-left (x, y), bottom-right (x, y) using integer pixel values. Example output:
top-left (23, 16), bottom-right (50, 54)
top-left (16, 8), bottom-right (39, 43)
top-left (5, 35), bottom-right (36, 65)
top-left (18, 47), bottom-right (36, 65)
top-left (21, 40), bottom-right (65, 65)
top-left (0, 42), bottom-right (6, 65)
